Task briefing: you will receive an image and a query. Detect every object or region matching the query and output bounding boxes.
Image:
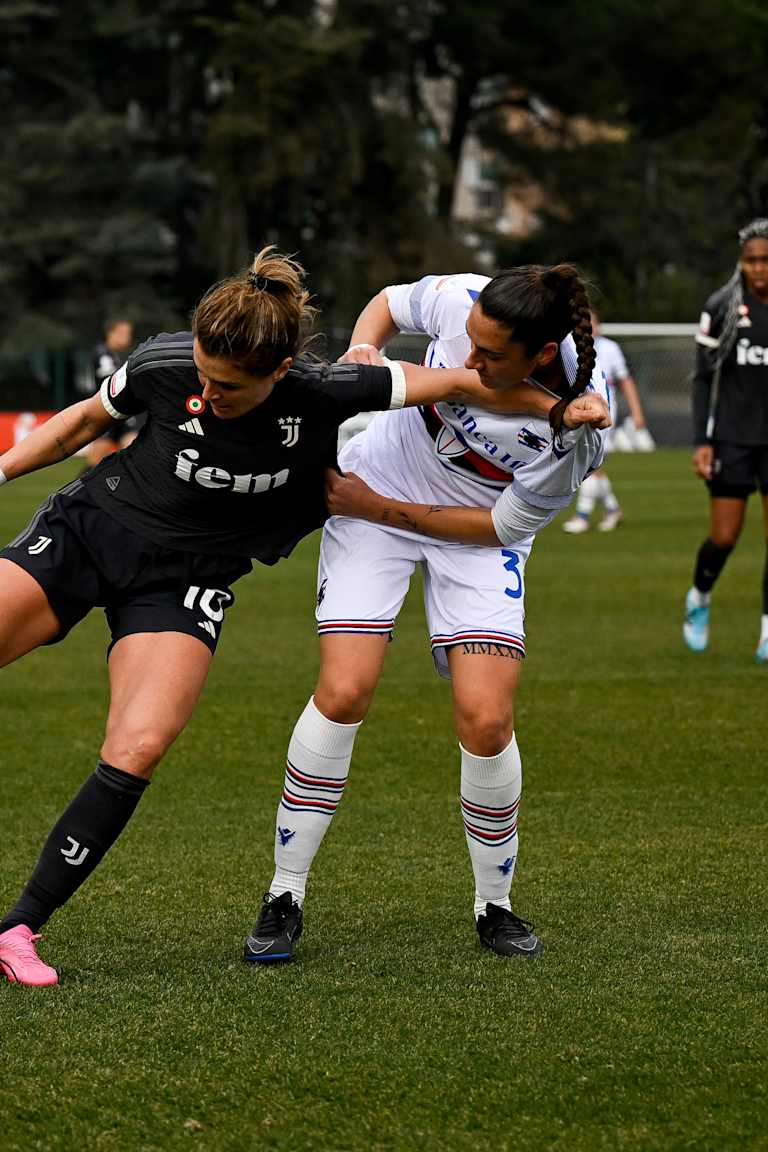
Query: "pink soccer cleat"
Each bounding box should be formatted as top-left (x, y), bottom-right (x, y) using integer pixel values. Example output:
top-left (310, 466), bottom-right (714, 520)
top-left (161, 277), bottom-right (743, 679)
top-left (0, 924), bottom-right (59, 986)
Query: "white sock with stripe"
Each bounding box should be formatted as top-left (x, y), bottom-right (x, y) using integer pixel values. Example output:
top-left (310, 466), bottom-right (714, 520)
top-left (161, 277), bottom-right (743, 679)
top-left (460, 735), bottom-right (522, 920)
top-left (575, 473), bottom-right (601, 516)
top-left (600, 475), bottom-right (620, 513)
top-left (270, 697), bottom-right (361, 906)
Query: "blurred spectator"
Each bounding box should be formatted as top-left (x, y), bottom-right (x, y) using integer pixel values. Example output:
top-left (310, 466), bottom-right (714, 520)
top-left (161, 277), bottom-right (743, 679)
top-left (562, 309), bottom-right (654, 533)
top-left (84, 319), bottom-right (140, 467)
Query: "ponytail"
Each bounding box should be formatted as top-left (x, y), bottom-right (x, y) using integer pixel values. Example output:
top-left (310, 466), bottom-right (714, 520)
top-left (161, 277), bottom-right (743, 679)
top-left (542, 266), bottom-right (596, 436)
top-left (193, 246), bottom-right (317, 375)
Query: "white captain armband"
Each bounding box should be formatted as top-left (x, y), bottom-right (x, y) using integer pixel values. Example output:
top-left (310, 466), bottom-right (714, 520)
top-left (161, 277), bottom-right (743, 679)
top-left (381, 357), bottom-right (407, 410)
top-left (0, 467), bottom-right (7, 486)
top-left (491, 487), bottom-right (558, 546)
top-left (99, 364), bottom-right (129, 420)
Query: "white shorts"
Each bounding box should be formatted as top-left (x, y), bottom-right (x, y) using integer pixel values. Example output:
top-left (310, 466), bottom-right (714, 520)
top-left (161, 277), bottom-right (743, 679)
top-left (316, 516), bottom-right (530, 679)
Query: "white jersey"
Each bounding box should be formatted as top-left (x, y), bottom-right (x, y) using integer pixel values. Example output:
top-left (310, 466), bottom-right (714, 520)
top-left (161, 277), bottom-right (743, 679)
top-left (341, 273), bottom-right (609, 544)
top-left (595, 335), bottom-right (629, 388)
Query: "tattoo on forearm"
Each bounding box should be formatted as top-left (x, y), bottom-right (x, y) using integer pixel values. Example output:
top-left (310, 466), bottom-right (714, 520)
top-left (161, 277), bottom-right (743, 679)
top-left (461, 642), bottom-right (523, 660)
top-left (55, 436), bottom-right (69, 459)
top-left (396, 510), bottom-right (422, 533)
top-left (379, 504), bottom-right (446, 534)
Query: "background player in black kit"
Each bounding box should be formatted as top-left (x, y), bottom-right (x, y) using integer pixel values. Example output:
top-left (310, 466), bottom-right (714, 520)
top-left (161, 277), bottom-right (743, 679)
top-left (0, 247), bottom-right (560, 987)
top-left (684, 219), bottom-right (768, 661)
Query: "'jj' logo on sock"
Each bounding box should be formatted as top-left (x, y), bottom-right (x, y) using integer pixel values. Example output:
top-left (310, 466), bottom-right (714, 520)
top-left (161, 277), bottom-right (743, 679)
top-left (61, 836), bottom-right (90, 867)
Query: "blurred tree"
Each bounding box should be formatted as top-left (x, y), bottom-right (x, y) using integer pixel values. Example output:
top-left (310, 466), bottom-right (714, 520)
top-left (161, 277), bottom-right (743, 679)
top-left (1, 0), bottom-right (767, 355)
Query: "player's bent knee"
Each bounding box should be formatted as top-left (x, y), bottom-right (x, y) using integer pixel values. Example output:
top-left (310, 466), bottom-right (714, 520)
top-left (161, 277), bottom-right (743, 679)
top-left (314, 681), bottom-right (374, 725)
top-left (455, 710), bottom-right (514, 758)
top-left (101, 728), bottom-right (173, 777)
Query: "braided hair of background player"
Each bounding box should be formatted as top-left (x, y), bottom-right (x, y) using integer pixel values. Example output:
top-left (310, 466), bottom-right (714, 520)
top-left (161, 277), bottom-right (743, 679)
top-left (702, 218), bottom-right (768, 439)
top-left (193, 246), bottom-right (317, 376)
top-left (477, 263), bottom-right (596, 435)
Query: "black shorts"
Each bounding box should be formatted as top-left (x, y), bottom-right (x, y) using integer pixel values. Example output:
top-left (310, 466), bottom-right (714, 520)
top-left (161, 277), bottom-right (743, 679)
top-left (0, 479), bottom-right (251, 654)
top-left (708, 442), bottom-right (768, 499)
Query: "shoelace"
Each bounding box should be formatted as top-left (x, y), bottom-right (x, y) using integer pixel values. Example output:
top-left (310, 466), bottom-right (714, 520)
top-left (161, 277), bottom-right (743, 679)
top-left (494, 910), bottom-right (535, 939)
top-left (4, 933), bottom-right (44, 959)
top-left (256, 895), bottom-right (290, 935)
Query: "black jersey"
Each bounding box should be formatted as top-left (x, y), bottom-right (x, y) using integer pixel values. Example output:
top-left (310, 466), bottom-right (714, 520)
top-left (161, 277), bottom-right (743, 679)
top-left (693, 288), bottom-right (768, 445)
top-left (84, 332), bottom-right (398, 562)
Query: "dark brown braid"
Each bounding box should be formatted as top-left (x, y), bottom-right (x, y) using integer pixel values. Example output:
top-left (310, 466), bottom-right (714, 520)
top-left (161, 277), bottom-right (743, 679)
top-left (541, 265), bottom-right (596, 436)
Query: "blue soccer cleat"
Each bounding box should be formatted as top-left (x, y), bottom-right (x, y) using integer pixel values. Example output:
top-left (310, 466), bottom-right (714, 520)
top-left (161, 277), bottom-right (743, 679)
top-left (756, 637), bottom-right (768, 664)
top-left (683, 588), bottom-right (710, 653)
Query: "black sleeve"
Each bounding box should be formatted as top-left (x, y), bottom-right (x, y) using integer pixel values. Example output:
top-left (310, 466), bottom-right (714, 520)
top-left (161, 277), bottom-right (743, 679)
top-left (311, 362), bottom-right (395, 422)
top-left (692, 347), bottom-right (714, 445)
top-left (692, 293), bottom-right (722, 445)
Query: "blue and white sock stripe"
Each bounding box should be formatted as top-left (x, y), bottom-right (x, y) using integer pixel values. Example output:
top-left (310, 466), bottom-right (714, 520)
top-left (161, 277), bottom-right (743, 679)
top-left (317, 619), bottom-right (394, 636)
top-left (431, 630), bottom-right (526, 657)
top-left (280, 759), bottom-right (348, 817)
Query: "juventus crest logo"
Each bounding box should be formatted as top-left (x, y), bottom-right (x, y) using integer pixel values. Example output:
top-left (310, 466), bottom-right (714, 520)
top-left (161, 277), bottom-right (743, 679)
top-left (278, 416), bottom-right (302, 448)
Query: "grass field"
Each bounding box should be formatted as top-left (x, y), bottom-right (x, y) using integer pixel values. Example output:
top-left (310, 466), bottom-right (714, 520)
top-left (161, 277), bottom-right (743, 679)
top-left (2, 451), bottom-right (767, 1151)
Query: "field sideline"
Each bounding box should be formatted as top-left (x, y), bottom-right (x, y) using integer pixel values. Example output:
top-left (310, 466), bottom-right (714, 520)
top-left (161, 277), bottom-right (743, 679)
top-left (2, 451), bottom-right (767, 1151)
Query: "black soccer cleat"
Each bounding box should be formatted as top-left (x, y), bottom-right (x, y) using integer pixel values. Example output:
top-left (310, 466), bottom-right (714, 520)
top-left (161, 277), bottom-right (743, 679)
top-left (244, 891), bottom-right (303, 964)
top-left (476, 903), bottom-right (543, 958)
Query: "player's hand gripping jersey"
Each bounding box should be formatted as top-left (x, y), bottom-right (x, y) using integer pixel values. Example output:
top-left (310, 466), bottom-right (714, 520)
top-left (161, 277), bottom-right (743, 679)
top-left (341, 274), bottom-right (610, 538)
top-left (87, 332), bottom-right (403, 563)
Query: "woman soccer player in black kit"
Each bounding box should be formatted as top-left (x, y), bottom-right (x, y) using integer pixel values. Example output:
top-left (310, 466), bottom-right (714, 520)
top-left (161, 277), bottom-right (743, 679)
top-left (0, 247), bottom-right (572, 987)
top-left (684, 219), bottom-right (768, 661)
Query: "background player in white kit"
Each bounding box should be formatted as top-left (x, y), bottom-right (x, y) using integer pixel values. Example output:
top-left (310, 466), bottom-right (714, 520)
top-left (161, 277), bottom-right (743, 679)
top-left (562, 309), bottom-right (654, 534)
top-left (245, 264), bottom-right (610, 964)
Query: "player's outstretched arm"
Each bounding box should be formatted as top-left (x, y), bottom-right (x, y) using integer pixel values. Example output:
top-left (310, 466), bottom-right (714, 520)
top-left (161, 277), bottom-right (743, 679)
top-left (0, 394), bottom-right (117, 483)
top-left (394, 361), bottom-right (568, 419)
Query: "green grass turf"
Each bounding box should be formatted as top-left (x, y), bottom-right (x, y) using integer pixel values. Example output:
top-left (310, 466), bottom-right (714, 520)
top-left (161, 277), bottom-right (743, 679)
top-left (1, 451), bottom-right (767, 1151)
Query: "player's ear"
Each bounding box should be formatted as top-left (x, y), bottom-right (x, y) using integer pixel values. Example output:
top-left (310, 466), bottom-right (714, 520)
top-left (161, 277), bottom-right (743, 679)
top-left (272, 357), bottom-right (293, 383)
top-left (533, 341), bottom-right (559, 369)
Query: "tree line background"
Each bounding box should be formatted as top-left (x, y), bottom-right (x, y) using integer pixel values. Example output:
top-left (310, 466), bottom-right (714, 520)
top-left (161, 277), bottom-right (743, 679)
top-left (2, 0), bottom-right (767, 359)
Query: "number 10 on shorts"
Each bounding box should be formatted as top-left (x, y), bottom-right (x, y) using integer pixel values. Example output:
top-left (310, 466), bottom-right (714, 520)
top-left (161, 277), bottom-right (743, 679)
top-left (502, 550), bottom-right (523, 600)
top-left (183, 585), bottom-right (232, 621)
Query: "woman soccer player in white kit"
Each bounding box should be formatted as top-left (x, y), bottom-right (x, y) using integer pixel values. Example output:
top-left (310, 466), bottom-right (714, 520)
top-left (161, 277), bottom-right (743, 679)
top-left (245, 264), bottom-right (610, 963)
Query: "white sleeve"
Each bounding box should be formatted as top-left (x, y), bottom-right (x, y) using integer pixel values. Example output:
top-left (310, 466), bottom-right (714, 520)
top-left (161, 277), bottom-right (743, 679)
top-left (385, 277), bottom-right (438, 336)
top-left (385, 274), bottom-right (486, 342)
top-left (510, 424), bottom-right (606, 510)
top-left (491, 488), bottom-right (558, 545)
top-left (604, 338), bottom-right (629, 381)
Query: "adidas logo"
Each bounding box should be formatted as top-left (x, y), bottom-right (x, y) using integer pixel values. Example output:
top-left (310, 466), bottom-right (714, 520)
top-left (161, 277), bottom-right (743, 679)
top-left (178, 418), bottom-right (204, 436)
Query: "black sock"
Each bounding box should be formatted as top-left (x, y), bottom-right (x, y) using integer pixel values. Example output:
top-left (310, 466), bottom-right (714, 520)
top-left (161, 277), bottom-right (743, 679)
top-left (0, 761), bottom-right (149, 934)
top-left (693, 538), bottom-right (733, 594)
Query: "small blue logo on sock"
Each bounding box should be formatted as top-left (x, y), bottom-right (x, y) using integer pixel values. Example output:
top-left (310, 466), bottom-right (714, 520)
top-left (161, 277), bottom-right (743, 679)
top-left (498, 856), bottom-right (516, 876)
top-left (278, 827), bottom-right (296, 847)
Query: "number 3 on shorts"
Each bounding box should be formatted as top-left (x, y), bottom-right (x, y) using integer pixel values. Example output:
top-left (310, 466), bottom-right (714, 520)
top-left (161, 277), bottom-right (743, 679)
top-left (501, 549), bottom-right (523, 600)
